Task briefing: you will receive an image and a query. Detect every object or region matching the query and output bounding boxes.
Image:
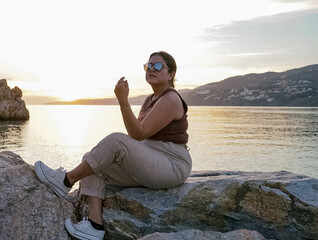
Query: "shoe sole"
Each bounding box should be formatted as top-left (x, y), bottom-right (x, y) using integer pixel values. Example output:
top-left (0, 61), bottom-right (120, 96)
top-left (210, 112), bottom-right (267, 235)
top-left (65, 219), bottom-right (104, 240)
top-left (34, 161), bottom-right (67, 197)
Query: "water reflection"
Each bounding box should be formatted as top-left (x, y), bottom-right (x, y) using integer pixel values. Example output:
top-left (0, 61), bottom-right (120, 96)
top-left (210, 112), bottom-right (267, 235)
top-left (0, 106), bottom-right (317, 179)
top-left (187, 107), bottom-right (318, 178)
top-left (0, 120), bottom-right (28, 150)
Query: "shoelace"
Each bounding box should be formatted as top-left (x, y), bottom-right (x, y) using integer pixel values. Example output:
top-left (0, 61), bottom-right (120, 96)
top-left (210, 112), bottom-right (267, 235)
top-left (77, 217), bottom-right (89, 226)
top-left (48, 166), bottom-right (65, 177)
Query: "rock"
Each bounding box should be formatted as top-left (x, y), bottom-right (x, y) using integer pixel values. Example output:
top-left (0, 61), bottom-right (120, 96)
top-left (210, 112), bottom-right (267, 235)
top-left (1, 151), bottom-right (318, 240)
top-left (138, 229), bottom-right (267, 240)
top-left (0, 79), bottom-right (29, 120)
top-left (75, 171), bottom-right (318, 240)
top-left (0, 151), bottom-right (75, 240)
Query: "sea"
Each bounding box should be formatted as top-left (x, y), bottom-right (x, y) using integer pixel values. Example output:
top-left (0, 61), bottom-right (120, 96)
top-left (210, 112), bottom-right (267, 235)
top-left (1, 105), bottom-right (317, 180)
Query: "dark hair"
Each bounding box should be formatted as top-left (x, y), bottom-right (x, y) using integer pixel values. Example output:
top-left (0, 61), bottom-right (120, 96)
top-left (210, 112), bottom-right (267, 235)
top-left (149, 51), bottom-right (177, 88)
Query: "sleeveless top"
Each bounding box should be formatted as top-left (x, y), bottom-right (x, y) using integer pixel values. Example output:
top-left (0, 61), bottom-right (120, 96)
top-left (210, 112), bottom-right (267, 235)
top-left (137, 88), bottom-right (189, 144)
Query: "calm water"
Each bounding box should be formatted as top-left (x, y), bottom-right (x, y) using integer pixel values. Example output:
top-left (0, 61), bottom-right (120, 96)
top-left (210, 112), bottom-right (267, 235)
top-left (1, 105), bottom-right (317, 179)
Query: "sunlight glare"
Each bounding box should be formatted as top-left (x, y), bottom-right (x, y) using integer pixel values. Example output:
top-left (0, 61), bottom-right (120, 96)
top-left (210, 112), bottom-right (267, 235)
top-left (46, 106), bottom-right (93, 145)
top-left (0, 0), bottom-right (314, 102)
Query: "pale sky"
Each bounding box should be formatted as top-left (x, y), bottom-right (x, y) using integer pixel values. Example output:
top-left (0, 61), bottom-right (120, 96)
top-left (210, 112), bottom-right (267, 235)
top-left (0, 0), bottom-right (317, 104)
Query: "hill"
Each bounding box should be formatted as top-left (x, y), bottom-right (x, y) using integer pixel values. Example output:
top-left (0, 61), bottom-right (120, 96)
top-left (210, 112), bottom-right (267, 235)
top-left (46, 64), bottom-right (318, 106)
top-left (46, 94), bottom-right (147, 105)
top-left (182, 64), bottom-right (318, 106)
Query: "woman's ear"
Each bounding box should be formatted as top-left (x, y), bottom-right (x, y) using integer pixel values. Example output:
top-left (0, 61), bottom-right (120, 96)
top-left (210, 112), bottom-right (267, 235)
top-left (169, 71), bottom-right (175, 81)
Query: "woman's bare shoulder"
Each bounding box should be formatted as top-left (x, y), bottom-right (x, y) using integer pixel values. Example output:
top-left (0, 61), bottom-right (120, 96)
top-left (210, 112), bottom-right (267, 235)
top-left (159, 90), bottom-right (181, 103)
top-left (157, 90), bottom-right (184, 119)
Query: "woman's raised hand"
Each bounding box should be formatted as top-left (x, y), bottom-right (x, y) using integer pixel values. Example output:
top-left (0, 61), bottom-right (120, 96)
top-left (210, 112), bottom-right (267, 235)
top-left (114, 77), bottom-right (129, 103)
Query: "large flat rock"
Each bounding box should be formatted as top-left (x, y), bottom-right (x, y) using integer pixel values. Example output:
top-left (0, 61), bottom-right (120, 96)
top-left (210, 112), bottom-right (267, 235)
top-left (1, 151), bottom-right (317, 240)
top-left (138, 229), bottom-right (267, 240)
top-left (75, 171), bottom-right (318, 240)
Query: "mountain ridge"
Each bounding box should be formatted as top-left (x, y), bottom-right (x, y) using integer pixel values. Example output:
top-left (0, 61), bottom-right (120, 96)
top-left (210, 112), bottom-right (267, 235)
top-left (46, 64), bottom-right (318, 106)
top-left (183, 64), bottom-right (318, 106)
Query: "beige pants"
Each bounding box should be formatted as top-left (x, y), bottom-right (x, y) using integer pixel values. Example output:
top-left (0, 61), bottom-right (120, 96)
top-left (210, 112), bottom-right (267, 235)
top-left (80, 132), bottom-right (192, 199)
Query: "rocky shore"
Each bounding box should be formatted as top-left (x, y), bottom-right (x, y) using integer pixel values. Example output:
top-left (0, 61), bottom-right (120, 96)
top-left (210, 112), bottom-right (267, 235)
top-left (1, 151), bottom-right (317, 240)
top-left (0, 79), bottom-right (29, 120)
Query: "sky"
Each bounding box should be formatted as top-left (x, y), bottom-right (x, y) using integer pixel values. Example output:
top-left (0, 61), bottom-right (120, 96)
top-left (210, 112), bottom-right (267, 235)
top-left (0, 0), bottom-right (317, 104)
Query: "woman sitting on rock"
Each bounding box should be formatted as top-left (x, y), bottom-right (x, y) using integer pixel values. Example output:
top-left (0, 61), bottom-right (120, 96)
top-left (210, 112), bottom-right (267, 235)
top-left (34, 51), bottom-right (192, 240)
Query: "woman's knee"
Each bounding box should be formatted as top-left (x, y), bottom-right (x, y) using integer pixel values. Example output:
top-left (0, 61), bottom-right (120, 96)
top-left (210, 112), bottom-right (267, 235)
top-left (102, 132), bottom-right (135, 150)
top-left (90, 132), bottom-right (129, 155)
top-left (106, 132), bottom-right (129, 142)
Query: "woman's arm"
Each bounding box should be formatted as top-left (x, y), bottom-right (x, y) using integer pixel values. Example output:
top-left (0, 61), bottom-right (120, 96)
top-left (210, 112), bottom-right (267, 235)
top-left (114, 77), bottom-right (183, 141)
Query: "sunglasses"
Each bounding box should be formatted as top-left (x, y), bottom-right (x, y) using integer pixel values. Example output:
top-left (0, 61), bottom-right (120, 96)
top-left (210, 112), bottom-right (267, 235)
top-left (143, 62), bottom-right (169, 72)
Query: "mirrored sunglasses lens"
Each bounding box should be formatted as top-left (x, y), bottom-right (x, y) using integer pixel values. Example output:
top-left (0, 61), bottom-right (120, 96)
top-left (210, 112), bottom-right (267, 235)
top-left (154, 62), bottom-right (163, 71)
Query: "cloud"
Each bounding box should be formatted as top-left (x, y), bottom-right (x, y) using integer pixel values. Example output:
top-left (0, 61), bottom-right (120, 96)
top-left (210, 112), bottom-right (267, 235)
top-left (203, 9), bottom-right (318, 70)
top-left (270, 0), bottom-right (318, 8)
top-left (0, 62), bottom-right (41, 82)
top-left (272, 0), bottom-right (317, 3)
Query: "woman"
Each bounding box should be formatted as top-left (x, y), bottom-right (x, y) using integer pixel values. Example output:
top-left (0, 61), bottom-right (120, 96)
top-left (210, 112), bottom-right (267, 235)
top-left (34, 51), bottom-right (192, 240)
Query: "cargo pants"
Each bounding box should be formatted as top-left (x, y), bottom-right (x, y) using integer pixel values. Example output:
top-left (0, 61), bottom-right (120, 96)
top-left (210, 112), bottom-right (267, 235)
top-left (80, 132), bottom-right (192, 199)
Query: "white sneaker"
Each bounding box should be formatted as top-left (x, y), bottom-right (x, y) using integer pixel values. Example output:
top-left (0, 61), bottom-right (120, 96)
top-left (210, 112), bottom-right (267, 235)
top-left (34, 161), bottom-right (71, 197)
top-left (65, 218), bottom-right (105, 240)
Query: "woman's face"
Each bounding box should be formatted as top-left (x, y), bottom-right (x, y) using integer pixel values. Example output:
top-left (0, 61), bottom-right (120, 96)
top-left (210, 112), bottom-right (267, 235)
top-left (145, 55), bottom-right (174, 87)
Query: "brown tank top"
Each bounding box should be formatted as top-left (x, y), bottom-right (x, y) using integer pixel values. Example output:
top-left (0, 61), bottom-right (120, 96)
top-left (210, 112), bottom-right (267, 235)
top-left (137, 88), bottom-right (189, 144)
